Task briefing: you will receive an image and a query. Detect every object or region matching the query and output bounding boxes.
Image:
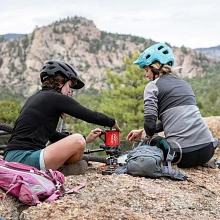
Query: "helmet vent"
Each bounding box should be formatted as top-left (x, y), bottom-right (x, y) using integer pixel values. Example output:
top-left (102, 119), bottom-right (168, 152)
top-left (146, 55), bottom-right (151, 59)
top-left (48, 62), bottom-right (54, 65)
top-left (58, 63), bottom-right (68, 71)
top-left (158, 46), bottom-right (164, 50)
top-left (65, 63), bottom-right (76, 75)
top-left (55, 70), bottom-right (65, 75)
top-left (163, 50), bottom-right (169, 54)
top-left (49, 66), bottom-right (56, 70)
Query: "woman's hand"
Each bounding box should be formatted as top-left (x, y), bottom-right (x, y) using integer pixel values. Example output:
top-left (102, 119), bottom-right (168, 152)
top-left (86, 128), bottom-right (103, 144)
top-left (141, 130), bottom-right (146, 140)
top-left (112, 120), bottom-right (121, 132)
top-left (126, 129), bottom-right (144, 142)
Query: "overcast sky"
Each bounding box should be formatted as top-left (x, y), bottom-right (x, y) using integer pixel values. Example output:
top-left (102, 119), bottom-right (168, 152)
top-left (0, 0), bottom-right (219, 49)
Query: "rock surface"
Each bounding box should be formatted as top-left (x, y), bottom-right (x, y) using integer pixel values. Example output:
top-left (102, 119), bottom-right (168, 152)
top-left (1, 116), bottom-right (220, 220)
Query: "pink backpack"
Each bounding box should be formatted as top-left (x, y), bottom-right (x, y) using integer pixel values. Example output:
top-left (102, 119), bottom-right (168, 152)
top-left (0, 158), bottom-right (85, 205)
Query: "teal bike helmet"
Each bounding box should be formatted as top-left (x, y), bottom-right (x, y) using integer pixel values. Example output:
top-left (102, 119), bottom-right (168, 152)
top-left (133, 43), bottom-right (175, 68)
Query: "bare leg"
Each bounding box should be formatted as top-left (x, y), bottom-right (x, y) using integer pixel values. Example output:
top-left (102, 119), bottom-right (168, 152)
top-left (43, 134), bottom-right (86, 170)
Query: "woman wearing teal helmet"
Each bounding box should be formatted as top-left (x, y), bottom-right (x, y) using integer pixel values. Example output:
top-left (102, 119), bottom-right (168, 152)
top-left (133, 42), bottom-right (174, 80)
top-left (126, 43), bottom-right (217, 168)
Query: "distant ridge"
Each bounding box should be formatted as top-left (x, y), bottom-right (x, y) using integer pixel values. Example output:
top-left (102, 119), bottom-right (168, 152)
top-left (0, 33), bottom-right (25, 40)
top-left (195, 45), bottom-right (220, 60)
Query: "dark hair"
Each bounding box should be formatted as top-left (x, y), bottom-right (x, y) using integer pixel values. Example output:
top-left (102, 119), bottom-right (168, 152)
top-left (41, 73), bottom-right (66, 90)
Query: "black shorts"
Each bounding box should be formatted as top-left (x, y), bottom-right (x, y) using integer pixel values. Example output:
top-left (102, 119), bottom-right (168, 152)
top-left (177, 142), bottom-right (214, 168)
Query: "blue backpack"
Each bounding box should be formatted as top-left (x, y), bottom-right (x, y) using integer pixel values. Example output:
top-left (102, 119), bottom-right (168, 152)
top-left (115, 137), bottom-right (187, 181)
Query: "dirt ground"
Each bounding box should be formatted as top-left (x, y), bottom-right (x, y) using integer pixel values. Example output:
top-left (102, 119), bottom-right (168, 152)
top-left (1, 116), bottom-right (220, 220)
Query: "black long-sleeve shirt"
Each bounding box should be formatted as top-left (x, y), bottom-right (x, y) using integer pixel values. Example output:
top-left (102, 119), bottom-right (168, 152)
top-left (5, 87), bottom-right (115, 152)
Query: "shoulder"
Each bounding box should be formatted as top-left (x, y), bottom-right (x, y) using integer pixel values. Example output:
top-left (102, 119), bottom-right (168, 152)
top-left (48, 91), bottom-right (74, 103)
top-left (144, 81), bottom-right (159, 96)
top-left (38, 89), bottom-right (71, 106)
top-left (156, 74), bottom-right (182, 88)
top-left (145, 80), bottom-right (159, 90)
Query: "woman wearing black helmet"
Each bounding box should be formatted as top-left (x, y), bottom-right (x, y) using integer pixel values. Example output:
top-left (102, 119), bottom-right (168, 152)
top-left (126, 43), bottom-right (217, 168)
top-left (4, 60), bottom-right (121, 175)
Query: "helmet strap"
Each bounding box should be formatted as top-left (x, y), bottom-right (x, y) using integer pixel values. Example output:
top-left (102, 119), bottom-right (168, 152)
top-left (56, 78), bottom-right (69, 93)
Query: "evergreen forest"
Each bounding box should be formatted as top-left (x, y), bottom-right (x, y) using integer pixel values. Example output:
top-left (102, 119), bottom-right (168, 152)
top-left (0, 55), bottom-right (219, 149)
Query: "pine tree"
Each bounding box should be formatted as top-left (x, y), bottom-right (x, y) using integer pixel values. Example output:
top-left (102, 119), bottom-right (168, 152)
top-left (0, 100), bottom-right (21, 125)
top-left (101, 53), bottom-right (148, 139)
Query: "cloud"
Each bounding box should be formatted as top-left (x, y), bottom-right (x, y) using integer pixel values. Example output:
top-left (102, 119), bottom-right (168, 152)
top-left (0, 0), bottom-right (219, 48)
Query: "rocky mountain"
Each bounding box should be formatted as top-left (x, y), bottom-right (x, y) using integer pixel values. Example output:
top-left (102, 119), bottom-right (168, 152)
top-left (195, 45), bottom-right (220, 60)
top-left (0, 16), bottom-right (220, 97)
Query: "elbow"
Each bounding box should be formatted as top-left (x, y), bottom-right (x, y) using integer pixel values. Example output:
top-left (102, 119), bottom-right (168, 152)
top-left (144, 115), bottom-right (157, 137)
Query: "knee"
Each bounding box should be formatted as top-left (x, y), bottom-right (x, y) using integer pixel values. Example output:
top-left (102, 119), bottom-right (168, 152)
top-left (70, 133), bottom-right (86, 151)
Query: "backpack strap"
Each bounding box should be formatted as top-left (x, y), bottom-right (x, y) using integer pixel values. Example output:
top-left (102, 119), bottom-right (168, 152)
top-left (44, 190), bottom-right (62, 202)
top-left (2, 176), bottom-right (41, 205)
top-left (153, 137), bottom-right (188, 181)
top-left (160, 140), bottom-right (176, 178)
top-left (65, 183), bottom-right (86, 194)
top-left (44, 183), bottom-right (86, 203)
top-left (162, 165), bottom-right (188, 181)
top-left (0, 194), bottom-right (6, 200)
top-left (4, 175), bottom-right (23, 195)
top-left (43, 169), bottom-right (85, 202)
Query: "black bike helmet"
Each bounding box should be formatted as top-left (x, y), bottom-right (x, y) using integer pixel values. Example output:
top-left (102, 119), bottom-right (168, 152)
top-left (40, 60), bottom-right (85, 89)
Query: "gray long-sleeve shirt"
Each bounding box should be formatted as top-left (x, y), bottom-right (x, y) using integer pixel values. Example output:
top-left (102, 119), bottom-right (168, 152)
top-left (144, 74), bottom-right (214, 150)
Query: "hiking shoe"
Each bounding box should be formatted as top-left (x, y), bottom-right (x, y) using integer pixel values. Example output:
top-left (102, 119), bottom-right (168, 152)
top-left (58, 160), bottom-right (88, 176)
top-left (81, 154), bottom-right (93, 167)
top-left (203, 156), bottom-right (217, 169)
top-left (82, 154), bottom-right (89, 163)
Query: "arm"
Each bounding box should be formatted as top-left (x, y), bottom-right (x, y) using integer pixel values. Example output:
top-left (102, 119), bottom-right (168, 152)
top-left (130, 121), bottom-right (163, 143)
top-left (50, 93), bottom-right (116, 128)
top-left (126, 128), bottom-right (144, 141)
top-left (156, 121), bottom-right (164, 133)
top-left (85, 128), bottom-right (103, 144)
top-left (143, 82), bottom-right (159, 137)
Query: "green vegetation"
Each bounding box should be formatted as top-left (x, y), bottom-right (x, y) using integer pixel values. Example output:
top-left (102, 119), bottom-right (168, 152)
top-left (0, 100), bottom-right (22, 125)
top-left (62, 54), bottom-right (147, 150)
top-left (21, 35), bottom-right (29, 50)
top-left (100, 53), bottom-right (147, 139)
top-left (69, 54), bottom-right (147, 151)
top-left (1, 62), bottom-right (219, 129)
top-left (193, 52), bottom-right (211, 72)
top-left (185, 68), bottom-right (220, 116)
top-left (0, 45), bottom-right (219, 151)
top-left (0, 36), bottom-right (5, 43)
top-left (180, 45), bottom-right (187, 54)
top-left (88, 39), bottom-right (102, 54)
top-left (85, 30), bottom-right (155, 54)
top-left (0, 89), bottom-right (25, 147)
